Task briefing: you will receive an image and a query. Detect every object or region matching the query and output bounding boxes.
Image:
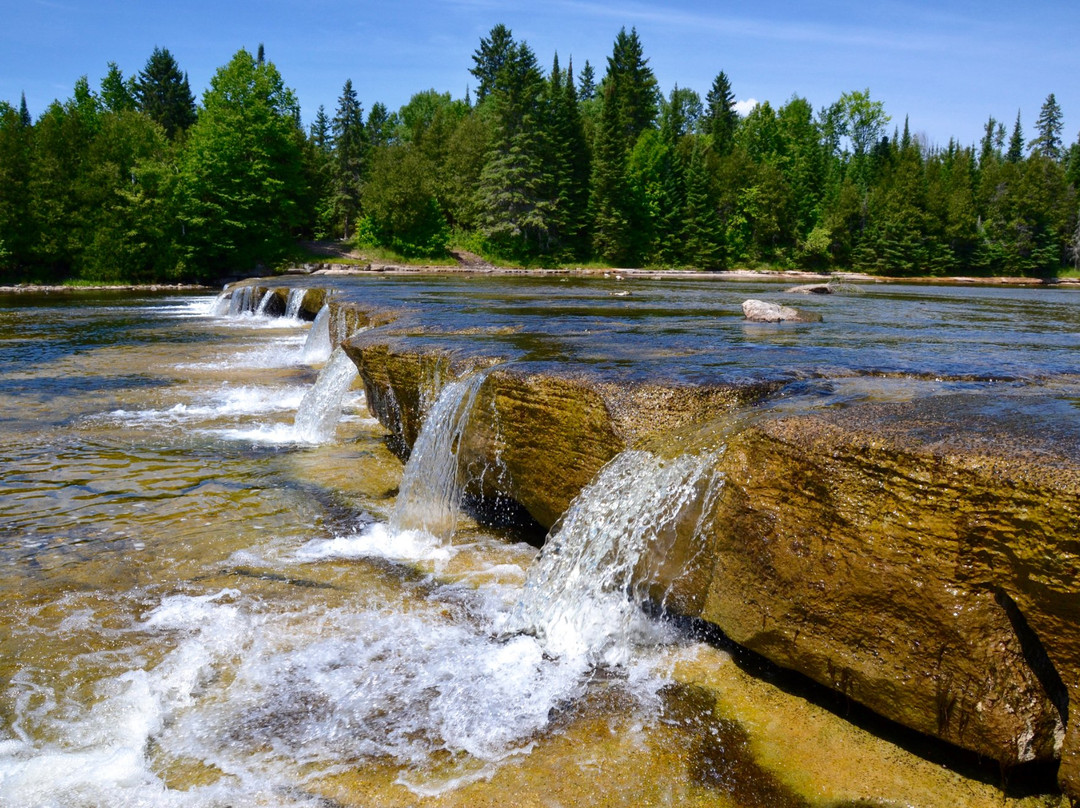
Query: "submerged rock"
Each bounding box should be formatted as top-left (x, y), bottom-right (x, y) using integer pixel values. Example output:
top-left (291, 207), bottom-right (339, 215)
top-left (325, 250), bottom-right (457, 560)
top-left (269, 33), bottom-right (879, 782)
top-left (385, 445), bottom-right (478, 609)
top-left (742, 299), bottom-right (823, 323)
top-left (785, 282), bottom-right (833, 294)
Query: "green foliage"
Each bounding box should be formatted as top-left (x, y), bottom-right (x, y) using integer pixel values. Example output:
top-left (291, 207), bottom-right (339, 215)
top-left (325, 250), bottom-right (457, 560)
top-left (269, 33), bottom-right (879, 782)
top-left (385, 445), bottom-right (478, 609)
top-left (704, 72), bottom-right (737, 155)
top-left (470, 24), bottom-right (515, 104)
top-left (174, 48), bottom-right (308, 277)
top-left (1029, 93), bottom-right (1064, 160)
top-left (134, 47), bottom-right (196, 139)
top-left (2, 29), bottom-right (1079, 284)
top-left (330, 79), bottom-right (367, 238)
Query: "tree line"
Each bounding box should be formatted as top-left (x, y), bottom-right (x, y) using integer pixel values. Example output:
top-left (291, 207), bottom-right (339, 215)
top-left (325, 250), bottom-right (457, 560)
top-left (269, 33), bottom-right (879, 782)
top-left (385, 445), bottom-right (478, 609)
top-left (2, 29), bottom-right (1079, 283)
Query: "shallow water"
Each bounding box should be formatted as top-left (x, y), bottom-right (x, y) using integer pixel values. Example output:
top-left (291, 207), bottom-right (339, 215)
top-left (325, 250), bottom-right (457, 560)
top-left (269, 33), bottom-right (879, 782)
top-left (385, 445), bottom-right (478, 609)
top-left (0, 286), bottom-right (1069, 808)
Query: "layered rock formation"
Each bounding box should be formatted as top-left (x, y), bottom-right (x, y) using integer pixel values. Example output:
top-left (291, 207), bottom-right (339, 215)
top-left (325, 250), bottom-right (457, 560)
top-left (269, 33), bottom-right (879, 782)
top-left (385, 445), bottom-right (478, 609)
top-left (233, 281), bottom-right (1080, 801)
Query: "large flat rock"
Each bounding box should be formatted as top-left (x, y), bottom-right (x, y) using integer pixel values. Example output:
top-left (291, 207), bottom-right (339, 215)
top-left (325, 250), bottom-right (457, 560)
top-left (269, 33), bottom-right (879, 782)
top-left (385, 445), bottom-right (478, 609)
top-left (329, 291), bottom-right (1080, 800)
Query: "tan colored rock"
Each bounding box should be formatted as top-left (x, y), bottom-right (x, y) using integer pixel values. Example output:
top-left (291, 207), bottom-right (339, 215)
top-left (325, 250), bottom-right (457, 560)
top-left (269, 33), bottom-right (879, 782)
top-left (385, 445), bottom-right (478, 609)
top-left (646, 396), bottom-right (1079, 780)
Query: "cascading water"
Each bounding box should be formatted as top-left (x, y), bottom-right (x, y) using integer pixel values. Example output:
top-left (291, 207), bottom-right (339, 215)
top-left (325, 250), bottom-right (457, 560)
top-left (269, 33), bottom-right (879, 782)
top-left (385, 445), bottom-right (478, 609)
top-left (255, 290), bottom-right (276, 316)
top-left (284, 288), bottom-right (306, 320)
top-left (210, 290), bottom-right (232, 316)
top-left (302, 304), bottom-right (333, 364)
top-left (292, 347), bottom-right (360, 443)
top-left (506, 441), bottom-right (727, 667)
top-left (389, 366), bottom-right (493, 540)
top-left (227, 285), bottom-right (255, 317)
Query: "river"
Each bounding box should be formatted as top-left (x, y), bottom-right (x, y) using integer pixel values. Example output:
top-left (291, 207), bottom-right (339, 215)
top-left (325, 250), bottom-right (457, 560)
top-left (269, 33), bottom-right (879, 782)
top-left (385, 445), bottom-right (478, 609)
top-left (0, 282), bottom-right (1072, 807)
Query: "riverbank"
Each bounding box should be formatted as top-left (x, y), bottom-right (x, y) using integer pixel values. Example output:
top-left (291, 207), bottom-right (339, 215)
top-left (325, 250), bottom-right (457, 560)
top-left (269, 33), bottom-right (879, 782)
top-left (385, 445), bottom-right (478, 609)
top-left (0, 282), bottom-right (213, 294)
top-left (297, 261), bottom-right (1080, 287)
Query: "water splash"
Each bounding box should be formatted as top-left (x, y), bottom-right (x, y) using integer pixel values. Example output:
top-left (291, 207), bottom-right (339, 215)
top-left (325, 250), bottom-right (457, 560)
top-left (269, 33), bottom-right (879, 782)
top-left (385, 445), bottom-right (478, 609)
top-left (389, 367), bottom-right (493, 540)
top-left (506, 441), bottom-right (727, 667)
top-left (302, 305), bottom-right (332, 364)
top-left (292, 347), bottom-right (360, 443)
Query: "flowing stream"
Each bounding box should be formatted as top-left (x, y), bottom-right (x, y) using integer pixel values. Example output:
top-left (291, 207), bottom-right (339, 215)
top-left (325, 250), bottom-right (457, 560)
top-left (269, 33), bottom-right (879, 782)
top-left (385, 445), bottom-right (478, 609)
top-left (0, 285), bottom-right (1059, 808)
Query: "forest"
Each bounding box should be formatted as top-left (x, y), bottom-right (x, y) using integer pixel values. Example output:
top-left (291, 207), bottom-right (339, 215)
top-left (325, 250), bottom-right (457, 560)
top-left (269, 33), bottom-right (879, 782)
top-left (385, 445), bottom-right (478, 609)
top-left (1, 27), bottom-right (1079, 284)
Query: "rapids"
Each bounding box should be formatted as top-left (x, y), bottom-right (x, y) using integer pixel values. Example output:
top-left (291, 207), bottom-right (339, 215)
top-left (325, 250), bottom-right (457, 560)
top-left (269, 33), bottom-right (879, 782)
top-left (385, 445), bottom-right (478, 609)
top-left (0, 285), bottom-right (1066, 808)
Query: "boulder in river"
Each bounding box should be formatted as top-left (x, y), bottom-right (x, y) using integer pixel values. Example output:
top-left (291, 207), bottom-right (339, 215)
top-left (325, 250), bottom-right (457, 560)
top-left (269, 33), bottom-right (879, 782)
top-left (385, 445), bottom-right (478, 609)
top-left (742, 299), bottom-right (823, 323)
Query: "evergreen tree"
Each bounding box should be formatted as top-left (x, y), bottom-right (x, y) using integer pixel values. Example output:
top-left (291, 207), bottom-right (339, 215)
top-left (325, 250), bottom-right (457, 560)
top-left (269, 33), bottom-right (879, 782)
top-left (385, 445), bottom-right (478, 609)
top-left (544, 55), bottom-right (590, 256)
top-left (1006, 111), bottom-right (1024, 163)
top-left (135, 47), bottom-right (196, 138)
top-left (331, 78), bottom-right (367, 238)
top-left (477, 39), bottom-right (555, 255)
top-left (979, 115), bottom-right (999, 166)
top-left (681, 139), bottom-right (721, 268)
top-left (603, 27), bottom-right (659, 147)
top-left (100, 62), bottom-right (137, 113)
top-left (310, 105), bottom-right (331, 151)
top-left (578, 60), bottom-right (596, 102)
top-left (469, 24), bottom-right (515, 104)
top-left (18, 92), bottom-right (31, 127)
top-left (366, 101), bottom-right (391, 147)
top-left (704, 71), bottom-right (738, 154)
top-left (589, 82), bottom-right (633, 264)
top-left (1029, 93), bottom-right (1064, 160)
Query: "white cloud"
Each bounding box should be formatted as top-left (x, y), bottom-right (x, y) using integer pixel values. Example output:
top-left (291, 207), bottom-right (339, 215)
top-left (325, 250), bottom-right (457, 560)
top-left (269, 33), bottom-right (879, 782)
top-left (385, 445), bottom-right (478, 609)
top-left (733, 98), bottom-right (759, 116)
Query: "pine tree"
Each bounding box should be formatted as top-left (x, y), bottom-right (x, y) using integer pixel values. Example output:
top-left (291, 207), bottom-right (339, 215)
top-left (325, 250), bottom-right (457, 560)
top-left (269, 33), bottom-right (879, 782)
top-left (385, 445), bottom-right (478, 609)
top-left (331, 79), bottom-right (367, 238)
top-left (135, 47), bottom-right (196, 138)
top-left (366, 102), bottom-right (391, 148)
top-left (681, 139), bottom-right (721, 268)
top-left (1029, 93), bottom-right (1064, 160)
top-left (604, 27), bottom-right (658, 147)
top-left (310, 105), bottom-right (330, 151)
top-left (704, 71), bottom-right (737, 154)
top-left (469, 24), bottom-right (515, 104)
top-left (477, 39), bottom-right (554, 255)
top-left (979, 115), bottom-right (999, 166)
top-left (545, 55), bottom-right (590, 256)
top-left (589, 82), bottom-right (632, 264)
top-left (18, 92), bottom-right (31, 127)
top-left (1006, 111), bottom-right (1024, 163)
top-left (175, 48), bottom-right (307, 275)
top-left (578, 61), bottom-right (596, 102)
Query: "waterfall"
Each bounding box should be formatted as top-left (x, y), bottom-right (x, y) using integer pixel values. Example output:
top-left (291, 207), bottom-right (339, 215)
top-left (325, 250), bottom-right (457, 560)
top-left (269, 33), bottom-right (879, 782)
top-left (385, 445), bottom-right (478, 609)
top-left (210, 290), bottom-right (232, 316)
top-left (292, 347), bottom-right (359, 443)
top-left (389, 367), bottom-right (493, 540)
top-left (506, 441), bottom-right (727, 667)
top-left (255, 290), bottom-right (275, 316)
top-left (285, 288), bottom-right (306, 320)
top-left (227, 286), bottom-right (255, 317)
top-left (302, 305), bottom-right (332, 364)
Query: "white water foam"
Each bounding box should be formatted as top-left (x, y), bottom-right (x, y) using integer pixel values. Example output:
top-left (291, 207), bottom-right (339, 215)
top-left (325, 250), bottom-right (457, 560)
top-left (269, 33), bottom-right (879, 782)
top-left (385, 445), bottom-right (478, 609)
top-left (106, 384), bottom-right (308, 427)
top-left (506, 446), bottom-right (726, 667)
top-left (295, 522), bottom-right (456, 564)
top-left (0, 576), bottom-right (626, 805)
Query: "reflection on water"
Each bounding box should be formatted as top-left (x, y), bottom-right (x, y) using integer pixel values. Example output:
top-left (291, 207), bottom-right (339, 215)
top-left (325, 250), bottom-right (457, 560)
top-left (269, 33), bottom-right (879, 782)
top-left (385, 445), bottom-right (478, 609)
top-left (0, 285), bottom-right (1068, 808)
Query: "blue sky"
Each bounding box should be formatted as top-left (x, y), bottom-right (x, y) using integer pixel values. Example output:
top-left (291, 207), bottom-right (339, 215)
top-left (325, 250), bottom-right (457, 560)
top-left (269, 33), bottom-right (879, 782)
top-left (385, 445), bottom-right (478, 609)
top-left (3, 0), bottom-right (1078, 151)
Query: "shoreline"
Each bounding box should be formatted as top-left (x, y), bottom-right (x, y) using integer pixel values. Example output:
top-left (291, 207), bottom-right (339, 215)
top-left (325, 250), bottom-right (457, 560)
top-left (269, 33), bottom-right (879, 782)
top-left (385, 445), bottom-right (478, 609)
top-left (0, 283), bottom-right (213, 294)
top-left (306, 262), bottom-right (1080, 287)
top-left (3, 268), bottom-right (1079, 293)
